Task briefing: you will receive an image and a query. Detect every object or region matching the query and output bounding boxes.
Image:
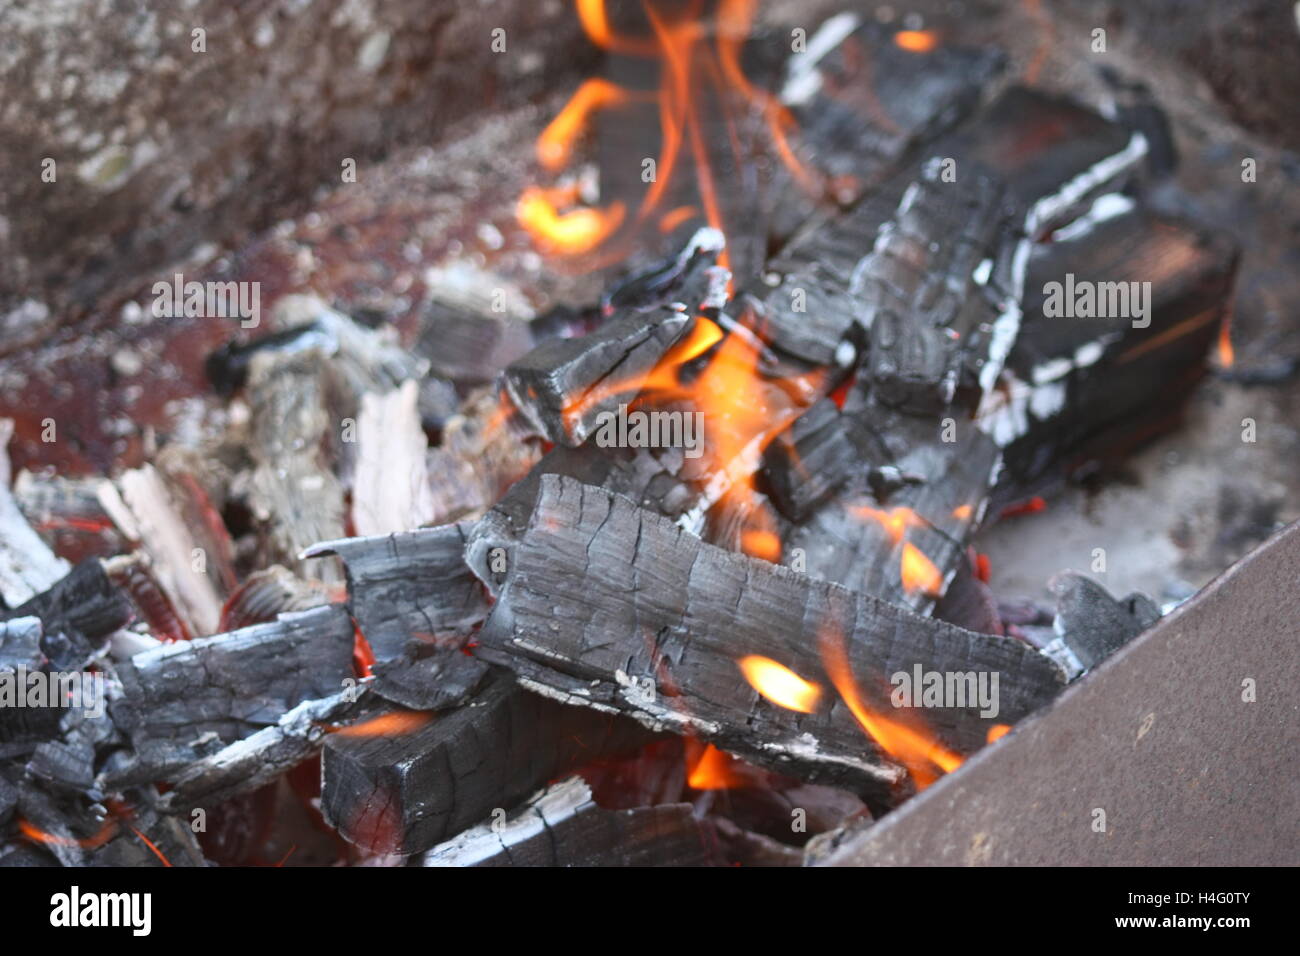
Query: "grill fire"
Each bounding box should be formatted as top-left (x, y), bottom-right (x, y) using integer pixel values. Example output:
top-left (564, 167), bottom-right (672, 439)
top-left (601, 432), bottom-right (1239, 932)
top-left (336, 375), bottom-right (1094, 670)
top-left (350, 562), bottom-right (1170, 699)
top-left (0, 0), bottom-right (1292, 874)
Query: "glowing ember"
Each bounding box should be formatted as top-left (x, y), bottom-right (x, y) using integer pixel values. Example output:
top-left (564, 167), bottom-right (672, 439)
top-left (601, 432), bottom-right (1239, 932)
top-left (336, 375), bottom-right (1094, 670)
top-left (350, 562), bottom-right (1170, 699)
top-left (893, 30), bottom-right (939, 53)
top-left (900, 541), bottom-right (944, 596)
top-left (986, 724), bottom-right (1012, 744)
top-left (738, 655), bottom-right (822, 713)
top-left (687, 741), bottom-right (750, 789)
top-left (328, 711), bottom-right (433, 738)
top-left (819, 627), bottom-right (963, 789)
top-left (852, 504), bottom-right (925, 543)
top-left (1218, 314), bottom-right (1234, 368)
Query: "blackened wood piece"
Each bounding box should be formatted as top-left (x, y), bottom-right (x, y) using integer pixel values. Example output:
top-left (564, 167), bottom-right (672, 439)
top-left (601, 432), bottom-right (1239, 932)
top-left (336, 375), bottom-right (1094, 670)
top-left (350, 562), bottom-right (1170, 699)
top-left (0, 560), bottom-right (133, 671)
top-left (109, 605), bottom-right (355, 783)
top-left (769, 20), bottom-right (1005, 244)
top-left (755, 87), bottom-right (1146, 368)
top-left (470, 475), bottom-right (1064, 797)
top-left (1047, 573), bottom-right (1160, 673)
top-left (502, 310), bottom-right (691, 447)
top-left (862, 168), bottom-right (1017, 414)
top-left (985, 207), bottom-right (1238, 505)
top-left (423, 776), bottom-right (718, 867)
top-left (320, 670), bottom-right (654, 855)
top-left (158, 688), bottom-right (368, 812)
top-left (785, 410), bottom-right (1000, 615)
top-left (760, 399), bottom-right (888, 524)
top-left (415, 301), bottom-right (536, 388)
top-left (303, 523), bottom-right (488, 662)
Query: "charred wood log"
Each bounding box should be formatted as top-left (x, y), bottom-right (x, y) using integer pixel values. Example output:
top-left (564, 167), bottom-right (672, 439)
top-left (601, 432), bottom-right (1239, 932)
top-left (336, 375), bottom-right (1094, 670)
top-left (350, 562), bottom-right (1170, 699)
top-left (0, 560), bottom-right (133, 672)
top-left (422, 776), bottom-right (718, 867)
top-left (984, 203), bottom-right (1238, 506)
top-left (0, 420), bottom-right (70, 606)
top-left (467, 475), bottom-right (1065, 798)
top-left (502, 309), bottom-right (692, 447)
top-left (320, 669), bottom-right (654, 856)
top-left (107, 605), bottom-right (354, 784)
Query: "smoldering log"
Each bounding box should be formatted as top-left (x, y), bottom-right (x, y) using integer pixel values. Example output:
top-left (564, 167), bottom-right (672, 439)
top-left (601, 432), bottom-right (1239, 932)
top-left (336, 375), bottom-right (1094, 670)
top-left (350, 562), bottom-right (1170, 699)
top-left (422, 776), bottom-right (718, 867)
top-left (983, 202), bottom-right (1238, 507)
top-left (468, 475), bottom-right (1065, 797)
top-left (753, 87), bottom-right (1148, 368)
top-left (501, 309), bottom-right (692, 447)
top-left (158, 687), bottom-right (370, 813)
top-left (760, 400), bottom-right (888, 524)
top-left (415, 300), bottom-right (536, 389)
top-left (782, 411), bottom-right (1001, 614)
top-left (320, 669), bottom-right (654, 856)
top-left (302, 524), bottom-right (490, 710)
top-left (0, 560), bottom-right (133, 671)
top-left (768, 18), bottom-right (1006, 243)
top-left (107, 605), bottom-right (355, 784)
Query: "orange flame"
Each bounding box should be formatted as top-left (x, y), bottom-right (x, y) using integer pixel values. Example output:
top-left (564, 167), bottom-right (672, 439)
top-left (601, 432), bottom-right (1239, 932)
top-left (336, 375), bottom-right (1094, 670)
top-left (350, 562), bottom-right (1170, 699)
top-left (1217, 313), bottom-right (1234, 368)
top-left (521, 0), bottom-right (821, 259)
top-left (517, 186), bottom-right (626, 255)
top-left (19, 818), bottom-right (117, 850)
top-left (893, 30), bottom-right (939, 53)
top-left (852, 505), bottom-right (925, 544)
top-left (986, 724), bottom-right (1012, 744)
top-left (818, 627), bottom-right (963, 789)
top-left (328, 711), bottom-right (433, 738)
top-left (686, 741), bottom-right (751, 789)
top-left (900, 541), bottom-right (944, 597)
top-left (738, 654), bottom-right (822, 713)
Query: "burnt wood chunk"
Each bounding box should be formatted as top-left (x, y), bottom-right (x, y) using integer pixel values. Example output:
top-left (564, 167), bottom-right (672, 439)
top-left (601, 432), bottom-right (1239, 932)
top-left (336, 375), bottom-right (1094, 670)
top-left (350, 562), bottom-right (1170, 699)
top-left (786, 409), bottom-right (1000, 614)
top-left (502, 309), bottom-right (691, 446)
top-left (159, 688), bottom-right (367, 812)
top-left (320, 670), bottom-right (654, 855)
top-left (304, 523), bottom-right (490, 710)
top-left (861, 168), bottom-right (1019, 414)
top-left (415, 300), bottom-right (536, 388)
top-left (1, 560), bottom-right (133, 671)
top-left (761, 399), bottom-right (887, 522)
top-left (304, 523), bottom-right (488, 661)
top-left (108, 605), bottom-right (355, 783)
top-left (770, 18), bottom-right (1005, 241)
top-left (423, 776), bottom-right (718, 867)
top-left (468, 475), bottom-right (1064, 797)
top-left (984, 204), bottom-right (1238, 504)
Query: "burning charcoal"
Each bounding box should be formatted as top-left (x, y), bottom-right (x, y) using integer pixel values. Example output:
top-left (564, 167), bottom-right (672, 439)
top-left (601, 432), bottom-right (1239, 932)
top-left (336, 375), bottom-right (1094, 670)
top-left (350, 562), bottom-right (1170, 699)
top-left (467, 475), bottom-right (1065, 799)
top-left (770, 18), bottom-right (1006, 241)
top-left (159, 687), bottom-right (370, 812)
top-left (0, 419), bottom-right (70, 606)
top-left (369, 652), bottom-right (488, 712)
top-left (11, 471), bottom-right (126, 563)
top-left (217, 564), bottom-right (332, 632)
top-left (0, 771), bottom-right (17, 826)
top-left (711, 817), bottom-right (804, 867)
top-left (422, 776), bottom-right (718, 867)
top-left (983, 203), bottom-right (1238, 505)
top-left (602, 227), bottom-right (728, 315)
top-left (1, 560), bottom-right (133, 671)
top-left (107, 605), bottom-right (355, 784)
top-left (861, 168), bottom-right (1019, 414)
top-left (302, 522), bottom-right (488, 665)
top-left (1041, 573), bottom-right (1161, 676)
top-left (320, 669), bottom-right (654, 855)
top-left (785, 411), bottom-right (1001, 614)
top-left (0, 615), bottom-right (42, 672)
top-left (761, 398), bottom-right (889, 522)
top-left (415, 300), bottom-right (536, 388)
top-left (502, 309), bottom-right (692, 446)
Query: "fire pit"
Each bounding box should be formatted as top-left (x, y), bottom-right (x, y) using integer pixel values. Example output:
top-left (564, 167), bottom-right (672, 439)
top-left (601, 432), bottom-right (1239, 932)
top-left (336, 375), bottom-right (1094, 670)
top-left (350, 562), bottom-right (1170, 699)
top-left (0, 0), bottom-right (1296, 873)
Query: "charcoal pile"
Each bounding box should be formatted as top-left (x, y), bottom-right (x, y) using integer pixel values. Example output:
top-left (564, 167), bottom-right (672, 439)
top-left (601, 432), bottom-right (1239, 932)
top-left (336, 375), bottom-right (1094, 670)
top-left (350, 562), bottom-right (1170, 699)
top-left (0, 8), bottom-right (1240, 868)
